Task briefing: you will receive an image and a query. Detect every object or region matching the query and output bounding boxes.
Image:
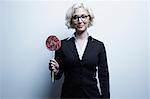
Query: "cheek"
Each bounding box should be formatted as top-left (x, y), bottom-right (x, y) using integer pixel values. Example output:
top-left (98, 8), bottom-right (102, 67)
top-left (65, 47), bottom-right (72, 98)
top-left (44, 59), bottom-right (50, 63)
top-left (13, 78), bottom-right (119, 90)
top-left (71, 23), bottom-right (76, 28)
top-left (84, 19), bottom-right (90, 25)
top-left (84, 21), bottom-right (90, 27)
top-left (72, 23), bottom-right (79, 29)
top-left (71, 20), bottom-right (76, 27)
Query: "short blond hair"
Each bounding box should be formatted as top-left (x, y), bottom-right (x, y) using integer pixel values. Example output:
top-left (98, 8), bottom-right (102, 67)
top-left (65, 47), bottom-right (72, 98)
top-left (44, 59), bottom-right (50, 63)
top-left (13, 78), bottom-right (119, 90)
top-left (65, 3), bottom-right (94, 29)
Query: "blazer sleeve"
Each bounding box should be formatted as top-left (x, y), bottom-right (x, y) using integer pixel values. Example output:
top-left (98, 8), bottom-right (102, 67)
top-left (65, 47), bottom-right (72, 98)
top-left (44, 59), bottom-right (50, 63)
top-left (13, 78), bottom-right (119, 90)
top-left (54, 46), bottom-right (64, 80)
top-left (98, 42), bottom-right (110, 98)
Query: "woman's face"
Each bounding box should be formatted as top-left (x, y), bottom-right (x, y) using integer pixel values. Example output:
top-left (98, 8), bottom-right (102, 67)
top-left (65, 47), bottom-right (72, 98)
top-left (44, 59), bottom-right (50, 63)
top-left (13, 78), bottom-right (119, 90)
top-left (72, 8), bottom-right (90, 32)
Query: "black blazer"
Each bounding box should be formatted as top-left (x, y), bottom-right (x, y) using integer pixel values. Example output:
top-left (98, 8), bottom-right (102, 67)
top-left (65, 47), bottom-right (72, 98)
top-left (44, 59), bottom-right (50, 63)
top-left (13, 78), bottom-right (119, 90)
top-left (54, 36), bottom-right (110, 98)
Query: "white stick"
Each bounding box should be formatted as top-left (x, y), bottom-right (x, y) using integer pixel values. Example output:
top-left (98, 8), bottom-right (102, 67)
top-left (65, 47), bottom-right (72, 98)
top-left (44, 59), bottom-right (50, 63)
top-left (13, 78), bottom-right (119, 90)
top-left (52, 70), bottom-right (54, 83)
top-left (51, 51), bottom-right (55, 83)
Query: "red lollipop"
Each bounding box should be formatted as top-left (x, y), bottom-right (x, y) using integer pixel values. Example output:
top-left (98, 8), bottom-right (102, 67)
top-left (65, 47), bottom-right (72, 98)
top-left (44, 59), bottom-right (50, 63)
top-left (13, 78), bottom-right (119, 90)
top-left (46, 35), bottom-right (61, 83)
top-left (46, 35), bottom-right (61, 51)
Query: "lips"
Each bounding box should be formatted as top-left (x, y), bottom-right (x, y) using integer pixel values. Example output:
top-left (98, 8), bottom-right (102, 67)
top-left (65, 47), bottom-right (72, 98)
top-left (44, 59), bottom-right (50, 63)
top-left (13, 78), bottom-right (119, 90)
top-left (77, 25), bottom-right (84, 28)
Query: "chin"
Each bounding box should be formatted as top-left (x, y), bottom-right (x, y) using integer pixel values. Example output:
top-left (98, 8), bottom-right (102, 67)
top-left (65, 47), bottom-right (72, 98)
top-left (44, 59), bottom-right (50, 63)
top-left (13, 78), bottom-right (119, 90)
top-left (77, 30), bottom-right (85, 33)
top-left (76, 27), bottom-right (86, 32)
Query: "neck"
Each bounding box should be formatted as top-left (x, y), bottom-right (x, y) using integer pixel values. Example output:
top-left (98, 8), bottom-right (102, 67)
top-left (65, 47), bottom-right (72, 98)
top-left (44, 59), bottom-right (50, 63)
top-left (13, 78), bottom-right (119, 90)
top-left (75, 30), bottom-right (89, 40)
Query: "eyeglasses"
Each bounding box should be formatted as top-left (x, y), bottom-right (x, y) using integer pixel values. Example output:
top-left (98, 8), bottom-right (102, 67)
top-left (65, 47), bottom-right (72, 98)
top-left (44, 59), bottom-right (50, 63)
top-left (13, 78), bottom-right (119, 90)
top-left (72, 15), bottom-right (90, 21)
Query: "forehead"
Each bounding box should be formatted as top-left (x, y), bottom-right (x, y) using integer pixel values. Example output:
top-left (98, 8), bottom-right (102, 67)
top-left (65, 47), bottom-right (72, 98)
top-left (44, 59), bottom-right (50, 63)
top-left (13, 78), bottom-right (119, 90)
top-left (73, 7), bottom-right (88, 15)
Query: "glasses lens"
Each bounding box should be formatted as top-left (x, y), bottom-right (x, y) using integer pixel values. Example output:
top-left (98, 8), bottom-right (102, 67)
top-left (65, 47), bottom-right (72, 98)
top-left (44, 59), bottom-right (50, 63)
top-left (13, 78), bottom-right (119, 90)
top-left (72, 15), bottom-right (78, 20)
top-left (72, 15), bottom-right (89, 21)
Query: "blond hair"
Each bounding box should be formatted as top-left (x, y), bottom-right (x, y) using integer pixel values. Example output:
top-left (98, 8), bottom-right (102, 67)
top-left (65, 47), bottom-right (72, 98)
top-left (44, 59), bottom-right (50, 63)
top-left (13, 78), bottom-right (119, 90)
top-left (65, 3), bottom-right (94, 29)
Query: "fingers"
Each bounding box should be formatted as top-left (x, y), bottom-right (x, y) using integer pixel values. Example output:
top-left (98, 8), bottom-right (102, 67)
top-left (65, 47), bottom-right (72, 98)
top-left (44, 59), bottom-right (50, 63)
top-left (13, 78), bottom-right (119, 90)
top-left (50, 59), bottom-right (59, 69)
top-left (49, 59), bottom-right (59, 73)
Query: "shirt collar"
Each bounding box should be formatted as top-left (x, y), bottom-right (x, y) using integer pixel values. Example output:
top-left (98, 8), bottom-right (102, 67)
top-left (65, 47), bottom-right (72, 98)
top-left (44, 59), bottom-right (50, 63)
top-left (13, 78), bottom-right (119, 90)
top-left (67, 33), bottom-right (76, 40)
top-left (67, 33), bottom-right (93, 41)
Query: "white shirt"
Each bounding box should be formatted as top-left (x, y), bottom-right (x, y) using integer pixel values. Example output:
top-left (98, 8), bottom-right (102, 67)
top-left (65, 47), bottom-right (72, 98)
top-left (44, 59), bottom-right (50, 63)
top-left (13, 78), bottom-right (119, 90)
top-left (67, 33), bottom-right (88, 60)
top-left (75, 38), bottom-right (88, 60)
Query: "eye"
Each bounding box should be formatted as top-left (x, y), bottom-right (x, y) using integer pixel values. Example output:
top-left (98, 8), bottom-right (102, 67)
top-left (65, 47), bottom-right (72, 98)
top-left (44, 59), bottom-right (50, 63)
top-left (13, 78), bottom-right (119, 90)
top-left (72, 15), bottom-right (78, 19)
top-left (81, 15), bottom-right (88, 18)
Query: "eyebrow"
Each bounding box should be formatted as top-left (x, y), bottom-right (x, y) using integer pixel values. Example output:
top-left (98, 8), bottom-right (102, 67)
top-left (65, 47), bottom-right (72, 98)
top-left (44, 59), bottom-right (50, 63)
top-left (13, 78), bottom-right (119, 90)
top-left (73, 14), bottom-right (89, 16)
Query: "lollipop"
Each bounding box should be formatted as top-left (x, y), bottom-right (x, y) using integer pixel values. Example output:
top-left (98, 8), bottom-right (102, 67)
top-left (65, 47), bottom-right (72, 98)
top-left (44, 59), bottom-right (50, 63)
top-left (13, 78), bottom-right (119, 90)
top-left (46, 35), bottom-right (61, 82)
top-left (46, 35), bottom-right (61, 51)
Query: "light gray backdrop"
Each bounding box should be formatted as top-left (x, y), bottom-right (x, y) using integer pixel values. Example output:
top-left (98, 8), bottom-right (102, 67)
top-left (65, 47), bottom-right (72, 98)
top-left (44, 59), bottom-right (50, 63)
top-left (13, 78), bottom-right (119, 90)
top-left (0, 0), bottom-right (149, 99)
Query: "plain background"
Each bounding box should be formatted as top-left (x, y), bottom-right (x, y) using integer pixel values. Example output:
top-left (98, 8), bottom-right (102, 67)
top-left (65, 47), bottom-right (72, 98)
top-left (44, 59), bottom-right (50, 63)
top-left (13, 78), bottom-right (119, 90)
top-left (0, 0), bottom-right (149, 99)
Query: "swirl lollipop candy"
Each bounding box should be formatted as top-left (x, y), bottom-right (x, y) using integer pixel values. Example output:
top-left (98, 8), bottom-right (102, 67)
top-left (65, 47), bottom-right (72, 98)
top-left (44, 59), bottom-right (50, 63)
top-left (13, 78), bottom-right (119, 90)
top-left (46, 35), bottom-right (61, 82)
top-left (46, 35), bottom-right (61, 51)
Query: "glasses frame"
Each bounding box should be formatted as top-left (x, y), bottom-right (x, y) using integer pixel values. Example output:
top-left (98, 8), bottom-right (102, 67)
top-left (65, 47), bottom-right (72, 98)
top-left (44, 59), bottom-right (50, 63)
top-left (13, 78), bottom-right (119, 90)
top-left (72, 15), bottom-right (90, 22)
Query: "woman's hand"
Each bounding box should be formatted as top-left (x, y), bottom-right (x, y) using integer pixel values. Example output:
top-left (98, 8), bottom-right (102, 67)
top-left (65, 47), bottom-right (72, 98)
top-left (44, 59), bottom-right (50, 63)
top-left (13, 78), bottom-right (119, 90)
top-left (49, 59), bottom-right (59, 74)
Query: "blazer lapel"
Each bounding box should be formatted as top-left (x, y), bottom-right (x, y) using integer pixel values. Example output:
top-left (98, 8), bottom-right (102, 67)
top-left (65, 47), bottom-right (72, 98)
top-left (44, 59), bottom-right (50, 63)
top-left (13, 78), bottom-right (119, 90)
top-left (82, 36), bottom-right (95, 61)
top-left (66, 38), bottom-right (80, 60)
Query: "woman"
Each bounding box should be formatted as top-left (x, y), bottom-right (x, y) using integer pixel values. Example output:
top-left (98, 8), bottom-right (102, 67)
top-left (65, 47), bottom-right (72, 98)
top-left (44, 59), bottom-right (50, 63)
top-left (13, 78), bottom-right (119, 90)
top-left (49, 3), bottom-right (110, 98)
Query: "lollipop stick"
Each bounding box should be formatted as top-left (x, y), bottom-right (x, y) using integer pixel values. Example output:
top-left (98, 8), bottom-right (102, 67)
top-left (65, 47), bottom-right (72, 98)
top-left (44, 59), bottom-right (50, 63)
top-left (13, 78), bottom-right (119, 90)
top-left (51, 51), bottom-right (55, 83)
top-left (52, 71), bottom-right (54, 83)
top-left (52, 50), bottom-right (55, 59)
top-left (46, 35), bottom-right (61, 83)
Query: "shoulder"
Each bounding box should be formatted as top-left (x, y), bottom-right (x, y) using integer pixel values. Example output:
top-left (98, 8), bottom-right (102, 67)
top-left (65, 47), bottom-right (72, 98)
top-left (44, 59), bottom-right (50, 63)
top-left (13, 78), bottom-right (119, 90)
top-left (90, 36), bottom-right (106, 52)
top-left (60, 37), bottom-right (70, 44)
top-left (61, 36), bottom-right (75, 43)
top-left (91, 37), bottom-right (107, 55)
top-left (59, 37), bottom-right (73, 48)
top-left (91, 36), bottom-right (104, 46)
top-left (61, 37), bottom-right (69, 42)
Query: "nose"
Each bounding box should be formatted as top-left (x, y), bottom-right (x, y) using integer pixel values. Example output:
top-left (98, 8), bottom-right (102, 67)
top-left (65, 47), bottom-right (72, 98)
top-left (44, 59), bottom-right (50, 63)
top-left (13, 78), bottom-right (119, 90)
top-left (78, 17), bottom-right (82, 23)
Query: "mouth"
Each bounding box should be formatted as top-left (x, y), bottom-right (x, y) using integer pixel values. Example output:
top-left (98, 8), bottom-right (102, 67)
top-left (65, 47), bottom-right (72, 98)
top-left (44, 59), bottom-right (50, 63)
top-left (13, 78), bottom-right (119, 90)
top-left (77, 25), bottom-right (84, 28)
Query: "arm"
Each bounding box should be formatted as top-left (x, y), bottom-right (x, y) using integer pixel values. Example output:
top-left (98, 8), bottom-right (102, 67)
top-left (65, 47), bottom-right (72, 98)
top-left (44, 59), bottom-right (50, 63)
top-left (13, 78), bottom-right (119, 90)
top-left (54, 47), bottom-right (64, 80)
top-left (98, 42), bottom-right (110, 98)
